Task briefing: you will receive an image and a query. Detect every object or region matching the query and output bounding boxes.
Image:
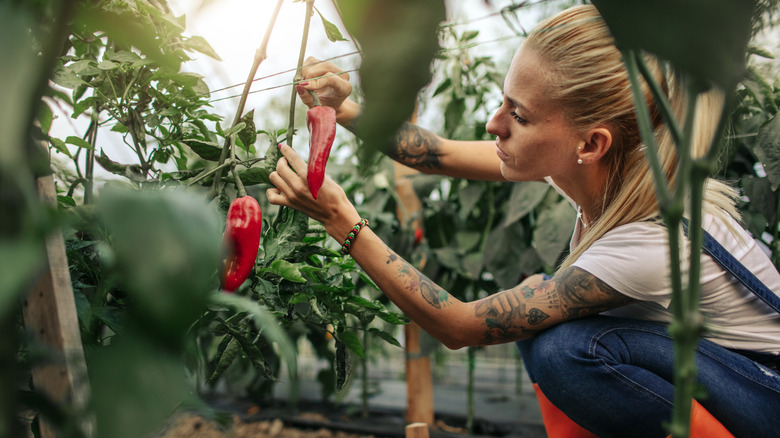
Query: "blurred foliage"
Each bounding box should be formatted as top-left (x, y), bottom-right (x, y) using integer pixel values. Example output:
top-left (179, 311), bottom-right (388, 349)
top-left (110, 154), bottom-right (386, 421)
top-left (336, 0), bottom-right (446, 168)
top-left (3, 0), bottom-right (780, 437)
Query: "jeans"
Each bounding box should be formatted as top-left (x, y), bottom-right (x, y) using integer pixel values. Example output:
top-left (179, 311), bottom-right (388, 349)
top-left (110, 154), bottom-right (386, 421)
top-left (516, 316), bottom-right (780, 438)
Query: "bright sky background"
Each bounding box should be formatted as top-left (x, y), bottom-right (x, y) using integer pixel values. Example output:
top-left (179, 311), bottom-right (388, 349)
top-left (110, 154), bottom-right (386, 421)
top-left (47, 1), bottom-right (547, 180)
top-left (167, 0), bottom-right (535, 125)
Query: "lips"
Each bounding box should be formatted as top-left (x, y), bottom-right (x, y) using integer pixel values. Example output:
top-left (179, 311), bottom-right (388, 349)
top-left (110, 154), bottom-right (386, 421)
top-left (495, 142), bottom-right (509, 160)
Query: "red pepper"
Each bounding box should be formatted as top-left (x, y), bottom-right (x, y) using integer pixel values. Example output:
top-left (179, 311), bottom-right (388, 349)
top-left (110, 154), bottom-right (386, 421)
top-left (221, 196), bottom-right (262, 292)
top-left (306, 104), bottom-right (337, 199)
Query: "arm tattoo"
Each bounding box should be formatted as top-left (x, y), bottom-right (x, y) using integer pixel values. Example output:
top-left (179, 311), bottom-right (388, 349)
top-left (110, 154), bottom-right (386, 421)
top-left (555, 266), bottom-right (634, 319)
top-left (387, 122), bottom-right (443, 170)
top-left (472, 267), bottom-right (634, 344)
top-left (345, 118), bottom-right (443, 170)
top-left (386, 250), bottom-right (450, 309)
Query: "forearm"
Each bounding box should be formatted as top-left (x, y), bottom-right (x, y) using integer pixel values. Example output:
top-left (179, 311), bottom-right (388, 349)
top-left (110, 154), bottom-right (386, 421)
top-left (342, 114), bottom-right (506, 181)
top-left (342, 226), bottom-right (476, 349)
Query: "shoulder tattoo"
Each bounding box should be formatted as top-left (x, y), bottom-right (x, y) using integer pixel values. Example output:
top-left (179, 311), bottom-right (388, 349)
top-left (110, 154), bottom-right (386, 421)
top-left (472, 267), bottom-right (634, 344)
top-left (345, 120), bottom-right (443, 170)
top-left (388, 122), bottom-right (443, 170)
top-left (555, 266), bottom-right (634, 319)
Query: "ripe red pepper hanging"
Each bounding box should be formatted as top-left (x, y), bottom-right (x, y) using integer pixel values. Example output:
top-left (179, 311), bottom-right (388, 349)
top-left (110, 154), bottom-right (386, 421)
top-left (221, 196), bottom-right (262, 292)
top-left (305, 91), bottom-right (337, 199)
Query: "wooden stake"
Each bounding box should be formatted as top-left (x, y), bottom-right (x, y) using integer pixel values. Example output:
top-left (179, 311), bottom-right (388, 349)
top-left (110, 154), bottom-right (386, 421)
top-left (405, 422), bottom-right (430, 438)
top-left (22, 174), bottom-right (92, 437)
top-left (394, 162), bottom-right (434, 425)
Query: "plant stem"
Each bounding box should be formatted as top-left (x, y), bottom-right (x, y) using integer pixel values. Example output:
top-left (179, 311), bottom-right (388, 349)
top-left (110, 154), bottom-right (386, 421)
top-left (84, 104), bottom-right (99, 204)
top-left (635, 55), bottom-right (683, 146)
top-left (361, 328), bottom-right (369, 419)
top-left (286, 0), bottom-right (316, 147)
top-left (211, 0), bottom-right (285, 197)
top-left (187, 161), bottom-right (232, 187)
top-left (623, 50), bottom-right (672, 208)
top-left (230, 134), bottom-right (247, 197)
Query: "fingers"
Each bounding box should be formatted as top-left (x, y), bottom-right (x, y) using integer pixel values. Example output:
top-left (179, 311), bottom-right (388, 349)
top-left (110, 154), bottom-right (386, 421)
top-left (302, 56), bottom-right (350, 83)
top-left (266, 187), bottom-right (288, 207)
top-left (278, 144), bottom-right (308, 176)
top-left (268, 145), bottom-right (311, 206)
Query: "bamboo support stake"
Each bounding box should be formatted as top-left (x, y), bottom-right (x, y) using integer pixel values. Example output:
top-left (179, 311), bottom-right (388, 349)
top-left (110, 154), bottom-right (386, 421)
top-left (405, 422), bottom-right (430, 438)
top-left (22, 174), bottom-right (92, 438)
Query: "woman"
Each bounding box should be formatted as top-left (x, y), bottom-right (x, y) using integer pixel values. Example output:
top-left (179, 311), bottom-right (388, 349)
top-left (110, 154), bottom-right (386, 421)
top-left (267, 5), bottom-right (780, 437)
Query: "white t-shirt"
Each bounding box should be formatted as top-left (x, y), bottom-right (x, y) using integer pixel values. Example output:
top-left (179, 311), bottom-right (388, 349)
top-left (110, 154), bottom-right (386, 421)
top-left (545, 175), bottom-right (780, 354)
top-left (571, 213), bottom-right (780, 354)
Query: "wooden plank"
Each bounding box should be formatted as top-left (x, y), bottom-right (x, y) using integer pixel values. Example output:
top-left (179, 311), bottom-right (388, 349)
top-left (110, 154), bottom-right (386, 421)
top-left (394, 160), bottom-right (434, 425)
top-left (405, 422), bottom-right (430, 438)
top-left (404, 321), bottom-right (435, 425)
top-left (22, 174), bottom-right (91, 437)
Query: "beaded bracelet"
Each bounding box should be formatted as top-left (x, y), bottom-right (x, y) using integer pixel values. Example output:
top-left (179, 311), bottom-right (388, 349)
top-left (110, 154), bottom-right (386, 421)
top-left (341, 218), bottom-right (369, 255)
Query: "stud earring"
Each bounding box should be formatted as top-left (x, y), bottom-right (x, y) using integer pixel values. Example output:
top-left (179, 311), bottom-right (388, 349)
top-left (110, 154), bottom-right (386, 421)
top-left (577, 158), bottom-right (583, 165)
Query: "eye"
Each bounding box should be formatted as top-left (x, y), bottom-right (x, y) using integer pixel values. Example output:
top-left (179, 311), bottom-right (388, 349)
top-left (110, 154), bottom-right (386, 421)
top-left (510, 111), bottom-right (527, 124)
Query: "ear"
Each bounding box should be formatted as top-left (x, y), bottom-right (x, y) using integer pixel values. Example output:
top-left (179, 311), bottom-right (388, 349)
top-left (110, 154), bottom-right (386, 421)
top-left (577, 127), bottom-right (613, 164)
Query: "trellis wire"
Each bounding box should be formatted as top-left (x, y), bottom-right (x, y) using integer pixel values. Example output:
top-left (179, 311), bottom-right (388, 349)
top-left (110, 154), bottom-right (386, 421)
top-left (203, 0), bottom-right (553, 104)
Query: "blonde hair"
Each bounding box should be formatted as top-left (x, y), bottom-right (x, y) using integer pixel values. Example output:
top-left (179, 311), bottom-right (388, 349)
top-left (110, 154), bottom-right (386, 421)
top-left (523, 5), bottom-right (741, 269)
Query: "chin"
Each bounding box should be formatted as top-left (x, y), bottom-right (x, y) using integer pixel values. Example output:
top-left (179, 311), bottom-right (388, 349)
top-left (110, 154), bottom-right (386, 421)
top-left (499, 163), bottom-right (523, 182)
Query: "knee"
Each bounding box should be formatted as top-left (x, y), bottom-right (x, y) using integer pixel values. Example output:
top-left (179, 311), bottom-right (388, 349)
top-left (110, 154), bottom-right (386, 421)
top-left (523, 320), bottom-right (595, 374)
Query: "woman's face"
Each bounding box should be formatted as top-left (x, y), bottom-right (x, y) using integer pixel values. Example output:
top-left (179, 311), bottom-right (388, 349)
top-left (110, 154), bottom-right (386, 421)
top-left (486, 46), bottom-right (585, 182)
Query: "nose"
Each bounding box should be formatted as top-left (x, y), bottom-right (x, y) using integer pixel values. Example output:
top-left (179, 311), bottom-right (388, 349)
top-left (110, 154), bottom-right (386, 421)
top-left (486, 108), bottom-right (505, 138)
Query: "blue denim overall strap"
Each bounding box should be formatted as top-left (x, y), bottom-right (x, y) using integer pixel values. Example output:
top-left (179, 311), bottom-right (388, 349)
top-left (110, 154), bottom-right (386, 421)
top-left (682, 218), bottom-right (780, 315)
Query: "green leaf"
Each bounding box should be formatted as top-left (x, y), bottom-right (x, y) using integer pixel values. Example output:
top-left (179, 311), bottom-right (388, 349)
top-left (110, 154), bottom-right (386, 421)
top-left (502, 182), bottom-right (549, 227)
top-left (50, 138), bottom-right (72, 158)
top-left (237, 110), bottom-right (257, 152)
top-left (592, 0), bottom-right (755, 90)
top-left (444, 97), bottom-right (466, 136)
top-left (76, 6), bottom-right (181, 71)
top-left (485, 225), bottom-right (541, 289)
top-left (457, 182), bottom-right (484, 218)
top-left (346, 295), bottom-right (382, 310)
top-left (742, 176), bottom-right (777, 224)
top-left (207, 336), bottom-right (241, 384)
top-left (184, 139), bottom-right (222, 161)
top-left (237, 166), bottom-right (272, 186)
top-left (368, 327), bottom-right (402, 348)
top-left (460, 30), bottom-right (479, 42)
top-left (432, 77), bottom-right (452, 97)
top-left (97, 60), bottom-right (119, 70)
top-left (65, 135), bottom-right (94, 150)
top-left (95, 151), bottom-right (144, 181)
top-left (225, 122), bottom-right (246, 138)
top-left (183, 35), bottom-right (222, 61)
top-left (532, 199), bottom-right (576, 267)
top-left (337, 329), bottom-right (364, 358)
top-left (748, 44), bottom-right (775, 59)
top-left (754, 113), bottom-right (780, 190)
top-left (263, 208), bottom-right (308, 260)
top-left (268, 260), bottom-right (307, 283)
top-left (316, 7), bottom-right (348, 42)
top-left (38, 103), bottom-right (54, 135)
top-left (211, 293), bottom-right (297, 391)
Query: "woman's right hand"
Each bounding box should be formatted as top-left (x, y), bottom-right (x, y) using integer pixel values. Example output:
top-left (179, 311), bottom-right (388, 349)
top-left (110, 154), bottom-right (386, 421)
top-left (296, 57), bottom-right (353, 115)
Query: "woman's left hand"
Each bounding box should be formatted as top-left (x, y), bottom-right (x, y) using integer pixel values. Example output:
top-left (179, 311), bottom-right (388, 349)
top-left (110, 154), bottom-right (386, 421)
top-left (266, 144), bottom-right (362, 240)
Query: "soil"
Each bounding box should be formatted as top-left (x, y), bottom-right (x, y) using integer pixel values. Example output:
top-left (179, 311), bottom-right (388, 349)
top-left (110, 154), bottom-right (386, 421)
top-left (152, 398), bottom-right (542, 438)
top-left (157, 412), bottom-right (377, 438)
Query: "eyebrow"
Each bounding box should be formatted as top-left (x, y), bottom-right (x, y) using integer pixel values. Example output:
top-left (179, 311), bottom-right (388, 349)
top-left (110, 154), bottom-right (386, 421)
top-left (506, 95), bottom-right (529, 113)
